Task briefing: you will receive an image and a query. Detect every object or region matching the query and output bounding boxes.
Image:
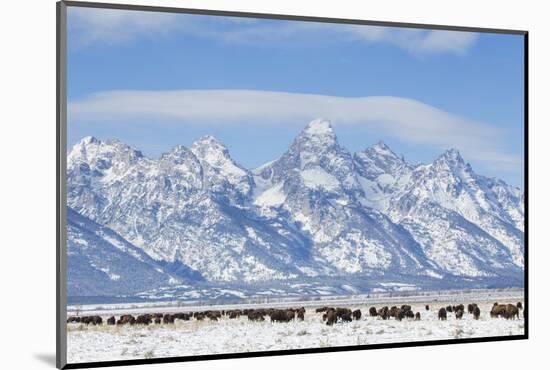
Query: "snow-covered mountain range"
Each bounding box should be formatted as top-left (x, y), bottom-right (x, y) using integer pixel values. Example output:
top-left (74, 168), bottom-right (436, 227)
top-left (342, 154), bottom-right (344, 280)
top-left (67, 119), bottom-right (524, 300)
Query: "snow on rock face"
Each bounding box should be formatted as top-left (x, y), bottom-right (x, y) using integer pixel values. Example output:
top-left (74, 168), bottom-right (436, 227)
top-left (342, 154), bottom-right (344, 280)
top-left (353, 141), bottom-right (413, 212)
top-left (67, 119), bottom-right (524, 295)
top-left (191, 135), bottom-right (254, 202)
top-left (253, 182), bottom-right (286, 207)
top-left (388, 148), bottom-right (525, 269)
top-left (191, 135), bottom-right (247, 178)
top-left (67, 207), bottom-right (188, 296)
top-left (67, 136), bottom-right (309, 284)
top-left (353, 139), bottom-right (524, 276)
top-left (257, 118), bottom-right (360, 194)
top-left (252, 119), bottom-right (434, 276)
top-left (301, 167), bottom-right (340, 191)
top-left (354, 141), bottom-right (411, 181)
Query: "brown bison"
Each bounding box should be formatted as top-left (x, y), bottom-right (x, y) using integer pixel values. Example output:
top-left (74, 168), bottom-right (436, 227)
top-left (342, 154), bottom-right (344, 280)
top-left (162, 314), bottom-right (175, 324)
top-left (446, 305), bottom-right (453, 313)
top-left (504, 304), bottom-right (519, 320)
top-left (246, 310), bottom-right (266, 321)
top-left (401, 305), bottom-right (412, 312)
top-left (81, 315), bottom-right (102, 325)
top-left (325, 309), bottom-right (337, 326)
top-left (151, 313), bottom-right (163, 324)
top-left (340, 311), bottom-right (352, 323)
top-left (67, 316), bottom-right (81, 323)
top-left (455, 310), bottom-right (464, 319)
top-left (335, 308), bottom-right (352, 318)
top-left (473, 306), bottom-right (481, 320)
top-left (467, 303), bottom-right (478, 314)
top-left (206, 311), bottom-right (221, 321)
top-left (415, 312), bottom-right (421, 321)
top-left (395, 309), bottom-right (413, 321)
top-left (369, 307), bottom-right (378, 317)
top-left (173, 313), bottom-right (190, 321)
top-left (228, 311), bottom-right (240, 319)
top-left (490, 304), bottom-right (507, 318)
top-left (425, 305), bottom-right (429, 311)
top-left (136, 314), bottom-right (152, 325)
top-left (117, 314), bottom-right (135, 325)
top-left (453, 304), bottom-right (465, 313)
top-left (378, 306), bottom-right (389, 320)
top-left (404, 310), bottom-right (414, 319)
top-left (352, 309), bottom-right (362, 320)
top-left (438, 308), bottom-right (447, 320)
top-left (107, 316), bottom-right (116, 325)
top-left (270, 309), bottom-right (293, 323)
top-left (517, 302), bottom-right (523, 310)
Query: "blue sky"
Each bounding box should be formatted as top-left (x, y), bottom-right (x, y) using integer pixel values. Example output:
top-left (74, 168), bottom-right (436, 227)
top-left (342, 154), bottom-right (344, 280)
top-left (66, 7), bottom-right (525, 188)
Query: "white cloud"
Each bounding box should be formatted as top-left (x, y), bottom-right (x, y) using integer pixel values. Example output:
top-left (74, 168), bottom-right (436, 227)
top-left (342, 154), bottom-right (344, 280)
top-left (68, 7), bottom-right (478, 55)
top-left (342, 26), bottom-right (478, 55)
top-left (68, 89), bottom-right (521, 170)
top-left (68, 7), bottom-right (182, 46)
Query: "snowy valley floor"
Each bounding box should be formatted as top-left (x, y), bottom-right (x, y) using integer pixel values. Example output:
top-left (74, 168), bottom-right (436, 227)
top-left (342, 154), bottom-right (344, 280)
top-left (67, 296), bottom-right (525, 364)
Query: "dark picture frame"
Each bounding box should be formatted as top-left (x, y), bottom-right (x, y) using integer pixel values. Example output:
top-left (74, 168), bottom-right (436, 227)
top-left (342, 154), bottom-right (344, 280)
top-left (56, 1), bottom-right (528, 368)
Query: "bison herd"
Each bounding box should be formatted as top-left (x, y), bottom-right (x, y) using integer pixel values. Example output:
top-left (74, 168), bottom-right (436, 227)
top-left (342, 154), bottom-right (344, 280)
top-left (67, 307), bottom-right (308, 326)
top-left (67, 301), bottom-right (524, 328)
top-left (435, 302), bottom-right (523, 321)
top-left (490, 302), bottom-right (521, 319)
top-left (363, 304), bottom-right (419, 322)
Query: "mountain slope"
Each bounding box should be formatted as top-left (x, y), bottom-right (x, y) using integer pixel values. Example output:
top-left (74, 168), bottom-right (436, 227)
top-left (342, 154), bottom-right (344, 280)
top-left (67, 136), bottom-right (315, 283)
top-left (66, 118), bottom-right (524, 297)
top-left (353, 143), bottom-right (524, 278)
top-left (253, 119), bottom-right (438, 276)
top-left (67, 207), bottom-right (197, 296)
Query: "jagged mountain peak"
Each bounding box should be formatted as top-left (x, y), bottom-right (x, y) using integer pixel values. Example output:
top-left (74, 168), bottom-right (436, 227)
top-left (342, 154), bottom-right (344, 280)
top-left (193, 134), bottom-right (226, 147)
top-left (167, 144), bottom-right (190, 155)
top-left (80, 135), bottom-right (100, 145)
top-left (190, 135), bottom-right (245, 175)
top-left (68, 136), bottom-right (144, 168)
top-left (365, 140), bottom-right (403, 160)
top-left (295, 118), bottom-right (338, 148)
top-left (75, 135), bottom-right (134, 151)
top-left (70, 135), bottom-right (103, 153)
top-left (189, 134), bottom-right (252, 200)
top-left (67, 118), bottom-right (524, 294)
top-left (373, 140), bottom-right (391, 151)
top-left (160, 145), bottom-right (198, 165)
top-left (74, 135), bottom-right (142, 154)
top-left (254, 120), bottom-right (351, 188)
top-left (191, 135), bottom-right (229, 158)
top-left (354, 141), bottom-right (410, 183)
top-left (434, 148), bottom-right (466, 168)
top-left (303, 118), bottom-right (334, 135)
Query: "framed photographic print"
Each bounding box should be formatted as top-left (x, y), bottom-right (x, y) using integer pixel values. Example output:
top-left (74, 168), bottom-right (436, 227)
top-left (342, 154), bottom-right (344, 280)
top-left (56, 1), bottom-right (528, 368)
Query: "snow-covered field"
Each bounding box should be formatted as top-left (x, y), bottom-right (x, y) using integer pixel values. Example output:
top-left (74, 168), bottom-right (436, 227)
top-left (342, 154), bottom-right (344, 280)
top-left (67, 294), bottom-right (525, 364)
